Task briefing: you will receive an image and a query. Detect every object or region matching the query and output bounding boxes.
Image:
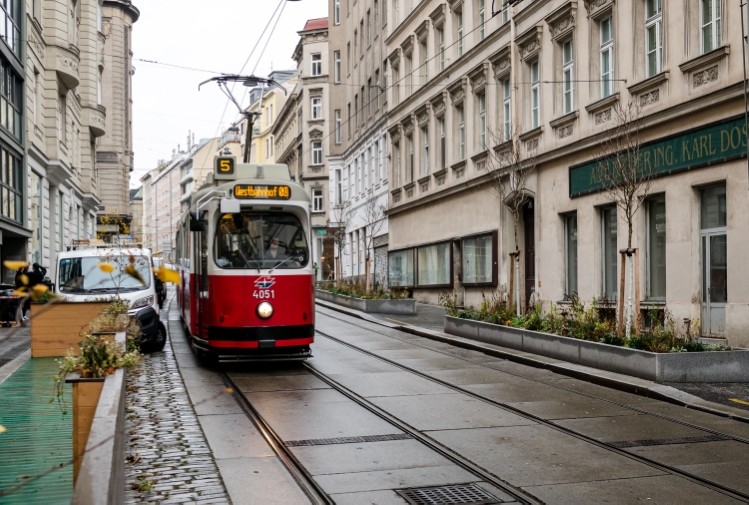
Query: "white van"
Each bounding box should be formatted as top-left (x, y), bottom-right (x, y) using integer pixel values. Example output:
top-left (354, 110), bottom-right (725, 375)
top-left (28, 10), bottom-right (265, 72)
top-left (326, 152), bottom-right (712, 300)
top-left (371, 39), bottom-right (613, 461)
top-left (55, 245), bottom-right (166, 352)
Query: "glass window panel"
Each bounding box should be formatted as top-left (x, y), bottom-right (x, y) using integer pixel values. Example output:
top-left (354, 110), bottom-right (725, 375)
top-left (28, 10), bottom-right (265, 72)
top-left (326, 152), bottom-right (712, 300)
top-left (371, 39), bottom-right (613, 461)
top-left (417, 242), bottom-right (450, 286)
top-left (710, 235), bottom-right (727, 303)
top-left (602, 206), bottom-right (618, 299)
top-left (463, 235), bottom-right (493, 284)
top-left (389, 249), bottom-right (414, 286)
top-left (648, 197), bottom-right (666, 299)
top-left (701, 184), bottom-right (727, 229)
top-left (566, 214), bottom-right (578, 295)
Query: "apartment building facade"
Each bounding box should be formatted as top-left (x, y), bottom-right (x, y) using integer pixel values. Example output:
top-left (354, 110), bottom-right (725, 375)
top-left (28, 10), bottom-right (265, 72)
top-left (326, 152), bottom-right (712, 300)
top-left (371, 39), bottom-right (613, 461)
top-left (26, 0), bottom-right (136, 283)
top-left (243, 70), bottom-right (297, 165)
top-left (274, 18), bottom-right (333, 281)
top-left (383, 0), bottom-right (749, 346)
top-left (329, 0), bottom-right (390, 287)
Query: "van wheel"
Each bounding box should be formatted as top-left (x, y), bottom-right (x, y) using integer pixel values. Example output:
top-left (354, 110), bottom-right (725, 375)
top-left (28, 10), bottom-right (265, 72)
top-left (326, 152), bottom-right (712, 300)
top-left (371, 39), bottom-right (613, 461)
top-left (142, 322), bottom-right (167, 353)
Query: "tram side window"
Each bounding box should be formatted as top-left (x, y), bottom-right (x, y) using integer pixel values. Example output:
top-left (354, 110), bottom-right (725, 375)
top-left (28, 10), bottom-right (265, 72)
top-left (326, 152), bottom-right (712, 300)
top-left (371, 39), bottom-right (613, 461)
top-left (214, 212), bottom-right (309, 269)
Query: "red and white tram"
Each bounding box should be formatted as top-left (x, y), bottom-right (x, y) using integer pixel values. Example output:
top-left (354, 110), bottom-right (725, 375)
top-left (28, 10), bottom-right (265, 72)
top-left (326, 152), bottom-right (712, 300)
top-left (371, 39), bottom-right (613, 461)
top-left (175, 158), bottom-right (315, 362)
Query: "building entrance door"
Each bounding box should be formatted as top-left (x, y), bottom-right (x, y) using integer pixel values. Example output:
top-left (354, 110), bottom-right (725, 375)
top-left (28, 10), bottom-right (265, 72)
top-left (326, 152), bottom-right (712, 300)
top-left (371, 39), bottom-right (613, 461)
top-left (523, 202), bottom-right (535, 312)
top-left (702, 232), bottom-right (727, 336)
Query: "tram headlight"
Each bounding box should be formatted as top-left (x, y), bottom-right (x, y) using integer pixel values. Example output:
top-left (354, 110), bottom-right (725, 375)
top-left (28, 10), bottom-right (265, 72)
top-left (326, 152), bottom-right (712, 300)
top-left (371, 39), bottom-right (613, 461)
top-left (256, 301), bottom-right (274, 319)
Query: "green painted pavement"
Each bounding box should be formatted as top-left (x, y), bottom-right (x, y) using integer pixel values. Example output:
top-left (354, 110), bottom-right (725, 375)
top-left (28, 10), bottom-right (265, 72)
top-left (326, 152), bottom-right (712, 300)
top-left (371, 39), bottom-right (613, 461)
top-left (0, 358), bottom-right (72, 505)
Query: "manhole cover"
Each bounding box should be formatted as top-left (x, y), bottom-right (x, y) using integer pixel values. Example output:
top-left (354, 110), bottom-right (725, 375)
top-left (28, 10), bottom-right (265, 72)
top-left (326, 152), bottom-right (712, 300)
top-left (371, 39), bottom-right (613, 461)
top-left (284, 433), bottom-right (412, 447)
top-left (396, 484), bottom-right (501, 505)
top-left (609, 434), bottom-right (731, 449)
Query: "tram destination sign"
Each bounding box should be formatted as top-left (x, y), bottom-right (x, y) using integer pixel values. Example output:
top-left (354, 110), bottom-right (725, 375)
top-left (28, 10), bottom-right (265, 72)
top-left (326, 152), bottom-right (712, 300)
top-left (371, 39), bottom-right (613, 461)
top-left (569, 116), bottom-right (748, 198)
top-left (234, 184), bottom-right (292, 200)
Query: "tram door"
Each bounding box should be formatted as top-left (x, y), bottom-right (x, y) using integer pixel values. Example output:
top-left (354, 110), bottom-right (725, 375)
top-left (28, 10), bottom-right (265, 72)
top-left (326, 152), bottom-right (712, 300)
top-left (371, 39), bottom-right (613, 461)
top-left (194, 227), bottom-right (208, 337)
top-left (700, 184), bottom-right (727, 337)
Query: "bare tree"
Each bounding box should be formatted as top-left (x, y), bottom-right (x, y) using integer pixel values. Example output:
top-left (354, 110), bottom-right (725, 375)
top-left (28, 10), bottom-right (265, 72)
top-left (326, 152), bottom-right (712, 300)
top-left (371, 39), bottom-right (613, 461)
top-left (362, 196), bottom-right (387, 293)
top-left (596, 102), bottom-right (653, 339)
top-left (483, 125), bottom-right (538, 315)
top-left (327, 203), bottom-right (353, 289)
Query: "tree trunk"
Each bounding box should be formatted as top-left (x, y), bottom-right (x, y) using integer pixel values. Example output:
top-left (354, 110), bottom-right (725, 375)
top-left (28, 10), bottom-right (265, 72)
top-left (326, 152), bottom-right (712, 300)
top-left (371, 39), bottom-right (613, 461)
top-left (626, 253), bottom-right (633, 339)
top-left (365, 257), bottom-right (371, 293)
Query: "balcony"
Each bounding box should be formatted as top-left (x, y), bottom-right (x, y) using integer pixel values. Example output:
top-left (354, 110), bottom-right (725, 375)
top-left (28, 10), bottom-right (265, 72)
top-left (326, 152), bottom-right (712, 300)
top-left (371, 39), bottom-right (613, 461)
top-left (83, 104), bottom-right (107, 137)
top-left (47, 44), bottom-right (81, 90)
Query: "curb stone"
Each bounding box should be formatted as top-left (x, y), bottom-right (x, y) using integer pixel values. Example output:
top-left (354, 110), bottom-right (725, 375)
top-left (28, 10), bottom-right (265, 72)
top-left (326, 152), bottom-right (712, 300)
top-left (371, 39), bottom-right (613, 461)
top-left (316, 299), bottom-right (749, 424)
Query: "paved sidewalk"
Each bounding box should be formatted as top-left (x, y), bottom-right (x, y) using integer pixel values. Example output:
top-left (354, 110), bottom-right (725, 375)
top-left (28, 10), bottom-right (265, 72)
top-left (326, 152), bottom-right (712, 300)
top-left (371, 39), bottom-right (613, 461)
top-left (319, 300), bottom-right (749, 419)
top-left (124, 312), bottom-right (230, 504)
top-left (0, 325), bottom-right (30, 369)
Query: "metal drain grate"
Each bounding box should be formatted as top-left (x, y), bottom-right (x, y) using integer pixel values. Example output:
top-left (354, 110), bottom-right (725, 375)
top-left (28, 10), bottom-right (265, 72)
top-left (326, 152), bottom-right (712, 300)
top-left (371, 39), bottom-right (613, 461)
top-left (396, 484), bottom-right (501, 505)
top-left (284, 433), bottom-right (412, 447)
top-left (610, 434), bottom-right (731, 449)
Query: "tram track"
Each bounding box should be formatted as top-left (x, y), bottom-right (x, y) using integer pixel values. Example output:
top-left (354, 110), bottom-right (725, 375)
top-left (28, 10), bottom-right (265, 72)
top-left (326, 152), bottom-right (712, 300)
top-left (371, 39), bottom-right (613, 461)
top-left (314, 310), bottom-right (749, 503)
top-left (219, 371), bottom-right (335, 505)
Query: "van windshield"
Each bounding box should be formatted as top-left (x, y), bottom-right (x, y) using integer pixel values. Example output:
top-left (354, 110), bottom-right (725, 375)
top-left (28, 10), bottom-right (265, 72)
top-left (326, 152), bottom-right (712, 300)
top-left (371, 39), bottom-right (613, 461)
top-left (214, 212), bottom-right (309, 270)
top-left (59, 256), bottom-right (152, 293)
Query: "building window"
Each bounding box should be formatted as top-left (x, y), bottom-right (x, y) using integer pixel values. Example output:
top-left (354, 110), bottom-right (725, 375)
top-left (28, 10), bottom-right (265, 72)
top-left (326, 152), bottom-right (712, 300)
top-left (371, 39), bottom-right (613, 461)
top-left (457, 12), bottom-right (464, 57)
top-left (701, 184), bottom-right (726, 229)
top-left (335, 170), bottom-right (342, 205)
top-left (422, 43), bottom-right (428, 83)
top-left (407, 135), bottom-right (414, 182)
top-left (417, 242), bottom-right (451, 286)
top-left (647, 195), bottom-right (666, 299)
top-left (311, 97), bottom-right (322, 119)
top-left (406, 55), bottom-right (412, 96)
top-left (503, 79), bottom-right (511, 140)
top-left (600, 16), bottom-right (614, 98)
top-left (347, 43), bottom-right (351, 75)
top-left (422, 126), bottom-right (429, 176)
top-left (97, 67), bottom-right (103, 105)
top-left (438, 29), bottom-right (445, 72)
top-left (347, 103), bottom-right (351, 137)
top-left (440, 117), bottom-right (446, 169)
top-left (458, 106), bottom-right (465, 160)
top-left (530, 60), bottom-right (540, 129)
top-left (375, 0), bottom-right (379, 34)
top-left (312, 141), bottom-right (323, 165)
top-left (311, 53), bottom-right (322, 76)
top-left (562, 39), bottom-right (573, 114)
top-left (478, 93), bottom-right (486, 151)
top-left (502, 0), bottom-right (509, 24)
top-left (646, 0), bottom-right (662, 77)
top-left (57, 190), bottom-right (63, 250)
top-left (367, 10), bottom-right (371, 45)
top-left (335, 110), bottom-right (342, 144)
top-left (478, 0), bottom-right (485, 40)
top-left (378, 138), bottom-right (384, 180)
top-left (268, 136), bottom-right (273, 157)
top-left (312, 188), bottom-right (323, 212)
top-left (389, 249), bottom-right (414, 287)
top-left (30, 172), bottom-right (42, 262)
top-left (393, 67), bottom-right (400, 104)
top-left (394, 142), bottom-right (401, 187)
top-left (395, 0), bottom-right (399, 26)
top-left (368, 78), bottom-right (373, 116)
top-left (0, 61), bottom-right (22, 141)
top-left (463, 233), bottom-right (494, 285)
top-left (0, 0), bottom-right (21, 56)
top-left (565, 213), bottom-right (578, 296)
top-left (334, 0), bottom-right (340, 25)
top-left (334, 51), bottom-right (341, 83)
top-left (375, 69), bottom-right (381, 109)
top-left (701, 0), bottom-right (721, 54)
top-left (602, 205), bottom-right (618, 299)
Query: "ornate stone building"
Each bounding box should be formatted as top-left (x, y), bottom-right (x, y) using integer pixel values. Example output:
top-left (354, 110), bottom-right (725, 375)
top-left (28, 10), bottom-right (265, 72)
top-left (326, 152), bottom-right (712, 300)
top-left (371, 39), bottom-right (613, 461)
top-left (26, 0), bottom-right (136, 282)
top-left (382, 0), bottom-right (749, 346)
top-left (274, 18), bottom-right (333, 281)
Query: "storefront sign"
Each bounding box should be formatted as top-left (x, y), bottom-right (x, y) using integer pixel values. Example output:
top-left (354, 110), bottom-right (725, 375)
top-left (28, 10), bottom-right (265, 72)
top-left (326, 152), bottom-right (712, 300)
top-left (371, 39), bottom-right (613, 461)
top-left (569, 116), bottom-right (748, 198)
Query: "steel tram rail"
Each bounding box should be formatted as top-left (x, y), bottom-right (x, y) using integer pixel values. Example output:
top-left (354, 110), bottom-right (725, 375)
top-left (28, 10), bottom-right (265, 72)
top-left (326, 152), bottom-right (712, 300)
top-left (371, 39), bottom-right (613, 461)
top-left (219, 371), bottom-right (334, 505)
top-left (313, 313), bottom-right (749, 503)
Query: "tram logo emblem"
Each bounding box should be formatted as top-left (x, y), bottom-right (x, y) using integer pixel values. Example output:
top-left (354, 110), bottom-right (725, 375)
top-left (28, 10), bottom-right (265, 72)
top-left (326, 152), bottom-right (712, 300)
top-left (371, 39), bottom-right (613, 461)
top-left (255, 277), bottom-right (276, 289)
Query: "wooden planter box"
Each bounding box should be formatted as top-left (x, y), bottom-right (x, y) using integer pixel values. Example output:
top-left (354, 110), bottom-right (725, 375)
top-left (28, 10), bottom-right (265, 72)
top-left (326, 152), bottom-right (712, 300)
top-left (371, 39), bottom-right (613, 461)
top-left (30, 302), bottom-right (109, 358)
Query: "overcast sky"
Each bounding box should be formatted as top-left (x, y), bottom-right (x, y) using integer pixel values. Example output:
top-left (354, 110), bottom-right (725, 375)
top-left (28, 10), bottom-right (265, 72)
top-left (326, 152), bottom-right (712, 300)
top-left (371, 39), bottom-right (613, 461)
top-left (130, 0), bottom-right (327, 187)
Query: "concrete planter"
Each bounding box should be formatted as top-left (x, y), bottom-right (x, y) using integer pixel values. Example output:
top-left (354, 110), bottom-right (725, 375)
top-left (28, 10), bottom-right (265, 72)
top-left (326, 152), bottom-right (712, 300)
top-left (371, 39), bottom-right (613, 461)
top-left (30, 302), bottom-right (110, 358)
top-left (316, 289), bottom-right (416, 314)
top-left (68, 332), bottom-right (127, 505)
top-left (444, 316), bottom-right (749, 383)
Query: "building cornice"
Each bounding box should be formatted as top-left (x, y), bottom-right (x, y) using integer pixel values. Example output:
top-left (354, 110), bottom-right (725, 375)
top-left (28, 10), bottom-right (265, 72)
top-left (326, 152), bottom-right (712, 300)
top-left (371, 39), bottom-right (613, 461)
top-left (103, 0), bottom-right (140, 22)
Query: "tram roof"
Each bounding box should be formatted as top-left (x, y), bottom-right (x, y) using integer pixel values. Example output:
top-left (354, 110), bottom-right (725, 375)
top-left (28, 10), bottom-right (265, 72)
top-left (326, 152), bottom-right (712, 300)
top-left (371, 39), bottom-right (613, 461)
top-left (190, 163), bottom-right (310, 207)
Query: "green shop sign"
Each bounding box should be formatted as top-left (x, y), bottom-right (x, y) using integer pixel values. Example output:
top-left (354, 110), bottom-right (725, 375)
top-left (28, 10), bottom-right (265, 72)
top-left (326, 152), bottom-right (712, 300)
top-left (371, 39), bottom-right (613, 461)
top-left (569, 115), bottom-right (748, 198)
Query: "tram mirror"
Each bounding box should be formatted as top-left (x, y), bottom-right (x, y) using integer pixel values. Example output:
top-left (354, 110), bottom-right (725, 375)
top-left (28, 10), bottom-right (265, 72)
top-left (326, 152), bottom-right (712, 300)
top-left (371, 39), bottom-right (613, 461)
top-left (220, 198), bottom-right (241, 214)
top-left (189, 212), bottom-right (204, 232)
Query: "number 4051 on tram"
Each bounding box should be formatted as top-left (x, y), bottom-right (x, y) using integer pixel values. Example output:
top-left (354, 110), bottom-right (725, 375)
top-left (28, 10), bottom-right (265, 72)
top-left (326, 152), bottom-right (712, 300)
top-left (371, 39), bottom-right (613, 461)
top-left (175, 157), bottom-right (315, 362)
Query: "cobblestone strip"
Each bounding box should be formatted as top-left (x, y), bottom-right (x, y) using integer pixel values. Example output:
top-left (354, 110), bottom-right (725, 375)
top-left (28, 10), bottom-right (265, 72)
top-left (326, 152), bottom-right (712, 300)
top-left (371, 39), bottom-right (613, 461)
top-left (124, 317), bottom-right (231, 504)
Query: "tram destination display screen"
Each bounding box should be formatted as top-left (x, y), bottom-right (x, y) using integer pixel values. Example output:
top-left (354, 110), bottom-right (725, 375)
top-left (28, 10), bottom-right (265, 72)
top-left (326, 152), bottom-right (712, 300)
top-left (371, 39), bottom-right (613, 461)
top-left (234, 184), bottom-right (292, 200)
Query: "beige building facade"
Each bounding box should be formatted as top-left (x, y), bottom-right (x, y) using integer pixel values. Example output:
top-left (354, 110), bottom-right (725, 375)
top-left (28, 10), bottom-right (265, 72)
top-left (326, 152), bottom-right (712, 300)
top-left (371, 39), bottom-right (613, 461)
top-left (26, 0), bottom-right (136, 283)
top-left (274, 18), bottom-right (333, 280)
top-left (328, 0), bottom-right (390, 287)
top-left (384, 0), bottom-right (749, 346)
top-left (243, 70), bottom-right (297, 165)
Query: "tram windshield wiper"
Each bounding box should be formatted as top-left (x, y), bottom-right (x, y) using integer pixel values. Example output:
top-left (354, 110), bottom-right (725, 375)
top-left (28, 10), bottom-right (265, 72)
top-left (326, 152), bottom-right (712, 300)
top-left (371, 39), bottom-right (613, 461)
top-left (268, 255), bottom-right (304, 274)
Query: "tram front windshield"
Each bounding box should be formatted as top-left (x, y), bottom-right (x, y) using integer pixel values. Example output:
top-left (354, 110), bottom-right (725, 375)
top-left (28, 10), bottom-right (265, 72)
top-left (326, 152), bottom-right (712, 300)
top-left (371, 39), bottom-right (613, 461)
top-left (214, 212), bottom-right (309, 270)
